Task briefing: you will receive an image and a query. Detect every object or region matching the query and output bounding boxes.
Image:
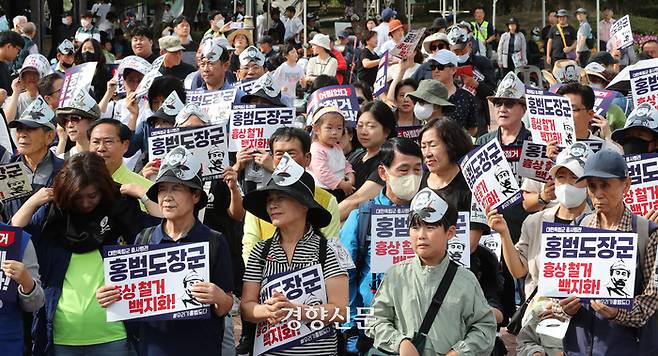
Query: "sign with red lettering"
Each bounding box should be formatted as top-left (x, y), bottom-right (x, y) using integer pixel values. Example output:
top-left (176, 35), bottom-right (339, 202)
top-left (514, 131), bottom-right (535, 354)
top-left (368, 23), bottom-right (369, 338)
top-left (526, 88), bottom-right (575, 146)
top-left (0, 226), bottom-right (22, 304)
top-left (254, 264), bottom-right (329, 355)
top-left (229, 105), bottom-right (295, 151)
top-left (306, 85), bottom-right (360, 126)
top-left (624, 153), bottom-right (658, 216)
top-left (102, 242), bottom-right (211, 321)
top-left (538, 223), bottom-right (637, 309)
top-left (518, 141), bottom-right (554, 183)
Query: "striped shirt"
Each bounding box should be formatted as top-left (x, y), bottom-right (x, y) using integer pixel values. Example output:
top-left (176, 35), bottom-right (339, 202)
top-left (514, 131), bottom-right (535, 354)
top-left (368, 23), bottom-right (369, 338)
top-left (244, 228), bottom-right (347, 356)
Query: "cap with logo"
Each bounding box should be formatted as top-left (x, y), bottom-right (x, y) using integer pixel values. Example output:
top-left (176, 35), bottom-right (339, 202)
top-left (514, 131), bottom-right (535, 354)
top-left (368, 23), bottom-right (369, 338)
top-left (56, 88), bottom-right (101, 124)
top-left (8, 96), bottom-right (56, 130)
top-left (20, 54), bottom-right (52, 78)
top-left (548, 142), bottom-right (594, 178)
top-left (146, 146), bottom-right (208, 208)
top-left (409, 188), bottom-right (449, 225)
top-left (243, 153), bottom-right (332, 227)
top-left (118, 55), bottom-right (152, 77)
top-left (57, 39), bottom-right (75, 55)
top-left (147, 91), bottom-right (185, 126)
top-left (487, 72), bottom-right (526, 103)
top-left (202, 38), bottom-right (228, 63)
top-left (238, 45), bottom-right (265, 66)
top-left (611, 103), bottom-right (658, 143)
top-left (447, 26), bottom-right (469, 50)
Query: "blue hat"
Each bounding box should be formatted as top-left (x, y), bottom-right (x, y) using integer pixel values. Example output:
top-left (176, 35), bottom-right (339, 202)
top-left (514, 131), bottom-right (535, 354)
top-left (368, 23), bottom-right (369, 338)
top-left (577, 149), bottom-right (628, 182)
top-left (381, 8), bottom-right (396, 21)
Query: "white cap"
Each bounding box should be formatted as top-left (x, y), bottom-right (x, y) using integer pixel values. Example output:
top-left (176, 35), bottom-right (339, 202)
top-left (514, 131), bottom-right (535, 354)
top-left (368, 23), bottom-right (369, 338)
top-left (549, 142), bottom-right (593, 178)
top-left (430, 49), bottom-right (458, 67)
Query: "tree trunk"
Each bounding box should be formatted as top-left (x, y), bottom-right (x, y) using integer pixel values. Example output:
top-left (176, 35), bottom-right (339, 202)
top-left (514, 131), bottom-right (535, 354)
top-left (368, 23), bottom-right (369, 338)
top-left (183, 0), bottom-right (201, 22)
top-left (48, 0), bottom-right (64, 58)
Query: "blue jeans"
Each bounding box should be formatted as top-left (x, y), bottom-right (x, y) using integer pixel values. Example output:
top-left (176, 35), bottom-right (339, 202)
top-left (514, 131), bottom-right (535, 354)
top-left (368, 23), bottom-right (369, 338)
top-left (54, 339), bottom-right (136, 356)
top-left (223, 316), bottom-right (236, 356)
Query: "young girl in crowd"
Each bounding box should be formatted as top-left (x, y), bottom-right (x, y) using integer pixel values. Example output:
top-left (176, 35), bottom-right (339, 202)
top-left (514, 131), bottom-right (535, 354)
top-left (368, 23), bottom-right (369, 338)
top-left (271, 43), bottom-right (305, 107)
top-left (309, 106), bottom-right (355, 202)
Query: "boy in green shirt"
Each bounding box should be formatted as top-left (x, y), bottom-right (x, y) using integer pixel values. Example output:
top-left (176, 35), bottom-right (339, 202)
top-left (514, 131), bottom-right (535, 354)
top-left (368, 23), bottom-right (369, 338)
top-left (367, 188), bottom-right (496, 355)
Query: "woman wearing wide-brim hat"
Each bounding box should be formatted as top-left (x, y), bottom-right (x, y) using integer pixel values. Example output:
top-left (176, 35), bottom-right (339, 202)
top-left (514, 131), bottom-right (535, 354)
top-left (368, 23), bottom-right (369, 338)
top-left (240, 154), bottom-right (348, 355)
top-left (227, 27), bottom-right (254, 73)
top-left (305, 33), bottom-right (338, 85)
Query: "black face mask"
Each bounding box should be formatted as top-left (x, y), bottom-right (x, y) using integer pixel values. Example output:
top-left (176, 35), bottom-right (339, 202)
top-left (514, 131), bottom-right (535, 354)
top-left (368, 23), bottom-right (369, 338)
top-left (61, 61), bottom-right (74, 68)
top-left (622, 137), bottom-right (651, 154)
top-left (81, 52), bottom-right (99, 63)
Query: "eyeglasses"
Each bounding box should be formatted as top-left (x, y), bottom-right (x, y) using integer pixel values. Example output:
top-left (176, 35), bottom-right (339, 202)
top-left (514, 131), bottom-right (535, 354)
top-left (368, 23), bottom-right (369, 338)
top-left (492, 99), bottom-right (518, 108)
top-left (90, 138), bottom-right (120, 148)
top-left (429, 43), bottom-right (448, 51)
top-left (429, 63), bottom-right (449, 71)
top-left (63, 115), bottom-right (83, 123)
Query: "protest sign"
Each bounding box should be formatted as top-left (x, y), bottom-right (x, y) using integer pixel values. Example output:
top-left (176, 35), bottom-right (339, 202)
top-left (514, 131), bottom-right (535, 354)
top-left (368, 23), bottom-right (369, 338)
top-left (518, 141), bottom-right (554, 183)
top-left (229, 105), bottom-right (295, 151)
top-left (306, 85), bottom-right (360, 126)
top-left (107, 64), bottom-right (125, 97)
top-left (102, 242), bottom-right (211, 322)
top-left (502, 145), bottom-right (523, 185)
top-left (0, 226), bottom-right (24, 304)
top-left (115, 56), bottom-right (152, 97)
top-left (609, 15), bottom-right (634, 50)
top-left (526, 88), bottom-right (575, 146)
top-left (373, 50), bottom-right (388, 99)
top-left (549, 84), bottom-right (615, 116)
top-left (396, 125), bottom-right (422, 143)
top-left (148, 125), bottom-right (229, 181)
top-left (391, 27), bottom-right (426, 59)
top-left (461, 140), bottom-right (523, 212)
top-left (234, 79), bottom-right (257, 94)
top-left (0, 163), bottom-right (32, 201)
top-left (135, 69), bottom-right (163, 99)
top-left (186, 89), bottom-right (237, 126)
top-left (538, 223), bottom-right (637, 309)
top-left (624, 153), bottom-right (658, 216)
top-left (630, 66), bottom-right (658, 110)
top-left (370, 205), bottom-right (412, 273)
top-left (479, 233), bottom-right (502, 262)
top-left (58, 62), bottom-right (97, 107)
top-left (254, 265), bottom-right (331, 355)
top-left (448, 212), bottom-right (470, 268)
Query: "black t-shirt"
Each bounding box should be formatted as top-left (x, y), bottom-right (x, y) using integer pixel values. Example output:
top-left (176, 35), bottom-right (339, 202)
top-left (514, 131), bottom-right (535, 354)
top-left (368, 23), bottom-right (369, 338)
top-left (348, 149), bottom-right (383, 188)
top-left (268, 20), bottom-right (286, 44)
top-left (144, 52), bottom-right (160, 63)
top-left (159, 62), bottom-right (196, 81)
top-left (548, 24), bottom-right (576, 59)
top-left (449, 89), bottom-right (477, 130)
top-left (0, 61), bottom-right (11, 96)
top-left (554, 215), bottom-right (573, 225)
top-left (357, 48), bottom-right (379, 87)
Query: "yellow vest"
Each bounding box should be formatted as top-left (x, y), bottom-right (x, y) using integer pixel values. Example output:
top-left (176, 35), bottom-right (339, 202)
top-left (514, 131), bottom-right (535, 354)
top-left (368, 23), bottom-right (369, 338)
top-left (471, 20), bottom-right (489, 42)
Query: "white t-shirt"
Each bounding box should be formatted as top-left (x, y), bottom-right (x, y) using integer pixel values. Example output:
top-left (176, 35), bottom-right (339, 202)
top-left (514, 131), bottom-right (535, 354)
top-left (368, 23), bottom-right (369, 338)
top-left (91, 3), bottom-right (112, 21)
top-left (283, 17), bottom-right (303, 41)
top-left (272, 62), bottom-right (304, 104)
top-left (374, 22), bottom-right (390, 55)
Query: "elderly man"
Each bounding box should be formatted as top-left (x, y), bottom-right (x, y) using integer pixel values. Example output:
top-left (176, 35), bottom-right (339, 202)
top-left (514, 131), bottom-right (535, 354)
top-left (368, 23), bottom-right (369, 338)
top-left (561, 149), bottom-right (658, 354)
top-left (237, 45), bottom-right (266, 82)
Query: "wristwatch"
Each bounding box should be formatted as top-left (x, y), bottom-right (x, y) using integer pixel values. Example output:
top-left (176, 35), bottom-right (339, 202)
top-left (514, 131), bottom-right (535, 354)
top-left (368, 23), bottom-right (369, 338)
top-left (538, 193), bottom-right (548, 206)
top-left (140, 194), bottom-right (149, 203)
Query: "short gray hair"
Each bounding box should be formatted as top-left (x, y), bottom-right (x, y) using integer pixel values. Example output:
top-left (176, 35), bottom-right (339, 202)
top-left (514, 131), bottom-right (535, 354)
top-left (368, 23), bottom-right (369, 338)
top-left (22, 22), bottom-right (36, 36)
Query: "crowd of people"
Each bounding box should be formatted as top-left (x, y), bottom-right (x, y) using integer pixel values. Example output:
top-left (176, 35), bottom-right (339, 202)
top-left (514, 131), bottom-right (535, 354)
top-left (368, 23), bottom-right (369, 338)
top-left (0, 2), bottom-right (658, 356)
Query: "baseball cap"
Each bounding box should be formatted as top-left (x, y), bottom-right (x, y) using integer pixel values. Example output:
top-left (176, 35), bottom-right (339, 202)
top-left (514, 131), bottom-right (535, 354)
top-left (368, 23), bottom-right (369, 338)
top-left (381, 8), bottom-right (397, 21)
top-left (158, 35), bottom-right (185, 52)
top-left (57, 39), bottom-right (75, 55)
top-left (409, 188), bottom-right (449, 224)
top-left (337, 30), bottom-right (348, 39)
top-left (239, 45), bottom-right (265, 66)
top-left (549, 142), bottom-right (593, 178)
top-left (557, 9), bottom-right (569, 17)
top-left (430, 49), bottom-right (458, 67)
top-left (577, 149), bottom-right (628, 182)
top-left (8, 96), bottom-right (56, 130)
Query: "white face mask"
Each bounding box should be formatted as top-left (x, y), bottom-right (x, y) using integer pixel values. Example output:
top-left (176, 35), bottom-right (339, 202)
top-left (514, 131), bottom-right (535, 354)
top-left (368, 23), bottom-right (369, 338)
top-left (215, 19), bottom-right (225, 29)
top-left (456, 52), bottom-right (470, 64)
top-left (62, 18), bottom-right (71, 26)
top-left (81, 19), bottom-right (91, 28)
top-left (414, 102), bottom-right (434, 121)
top-left (386, 169), bottom-right (422, 201)
top-left (555, 183), bottom-right (588, 209)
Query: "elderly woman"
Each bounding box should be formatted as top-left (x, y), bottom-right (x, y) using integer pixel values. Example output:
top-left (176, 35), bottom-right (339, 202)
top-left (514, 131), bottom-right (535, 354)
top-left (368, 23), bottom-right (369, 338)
top-left (306, 34), bottom-right (338, 85)
top-left (96, 147), bottom-right (234, 356)
top-left (240, 154), bottom-right (348, 355)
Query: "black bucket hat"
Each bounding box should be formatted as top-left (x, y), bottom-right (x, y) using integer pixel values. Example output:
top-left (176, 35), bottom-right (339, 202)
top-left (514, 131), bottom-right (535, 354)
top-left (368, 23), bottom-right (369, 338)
top-left (243, 153), bottom-right (332, 228)
top-left (146, 146), bottom-right (208, 209)
top-left (147, 91), bottom-right (185, 127)
top-left (240, 72), bottom-right (286, 107)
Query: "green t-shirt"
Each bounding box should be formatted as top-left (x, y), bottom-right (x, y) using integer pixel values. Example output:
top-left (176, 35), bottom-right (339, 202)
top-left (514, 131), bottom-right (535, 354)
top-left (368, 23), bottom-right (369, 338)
top-left (54, 250), bottom-right (126, 345)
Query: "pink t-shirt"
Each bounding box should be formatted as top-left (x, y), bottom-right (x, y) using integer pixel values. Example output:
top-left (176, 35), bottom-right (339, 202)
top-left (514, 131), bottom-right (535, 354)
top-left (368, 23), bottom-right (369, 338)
top-left (309, 142), bottom-right (354, 189)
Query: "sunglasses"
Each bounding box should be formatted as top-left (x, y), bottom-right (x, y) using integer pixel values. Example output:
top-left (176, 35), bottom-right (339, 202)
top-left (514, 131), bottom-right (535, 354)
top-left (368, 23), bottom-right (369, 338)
top-left (429, 43), bottom-right (448, 51)
top-left (492, 99), bottom-right (518, 108)
top-left (429, 63), bottom-right (450, 71)
top-left (63, 115), bottom-right (84, 123)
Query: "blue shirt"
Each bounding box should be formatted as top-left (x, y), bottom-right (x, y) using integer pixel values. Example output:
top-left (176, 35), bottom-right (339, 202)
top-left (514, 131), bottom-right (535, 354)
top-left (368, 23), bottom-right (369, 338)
top-left (137, 220), bottom-right (234, 356)
top-left (339, 190), bottom-right (409, 327)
